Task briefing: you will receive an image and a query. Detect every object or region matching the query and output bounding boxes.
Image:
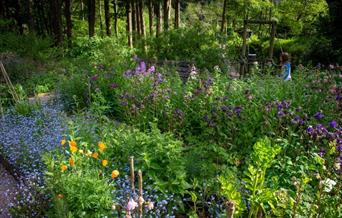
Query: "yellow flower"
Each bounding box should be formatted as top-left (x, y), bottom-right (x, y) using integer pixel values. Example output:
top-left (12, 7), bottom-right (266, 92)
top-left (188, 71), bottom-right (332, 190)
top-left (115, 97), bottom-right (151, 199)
top-left (69, 158), bottom-right (75, 167)
top-left (60, 139), bottom-right (66, 146)
top-left (92, 152), bottom-right (99, 159)
top-left (102, 159), bottom-right (108, 167)
top-left (69, 140), bottom-right (77, 147)
top-left (111, 170), bottom-right (119, 179)
top-left (61, 165), bottom-right (68, 172)
top-left (98, 142), bottom-right (106, 151)
top-left (79, 149), bottom-right (84, 154)
top-left (70, 145), bottom-right (78, 153)
top-left (57, 194), bottom-right (64, 199)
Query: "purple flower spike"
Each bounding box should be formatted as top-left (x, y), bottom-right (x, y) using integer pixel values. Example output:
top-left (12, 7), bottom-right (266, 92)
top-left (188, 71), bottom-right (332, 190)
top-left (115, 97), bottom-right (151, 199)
top-left (314, 112), bottom-right (324, 120)
top-left (329, 120), bottom-right (337, 128)
top-left (139, 61), bottom-right (146, 72)
top-left (277, 111), bottom-right (285, 118)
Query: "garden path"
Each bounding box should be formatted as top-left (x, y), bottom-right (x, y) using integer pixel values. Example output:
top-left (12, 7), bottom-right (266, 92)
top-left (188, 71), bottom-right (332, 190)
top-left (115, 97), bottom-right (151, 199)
top-left (0, 164), bottom-right (18, 218)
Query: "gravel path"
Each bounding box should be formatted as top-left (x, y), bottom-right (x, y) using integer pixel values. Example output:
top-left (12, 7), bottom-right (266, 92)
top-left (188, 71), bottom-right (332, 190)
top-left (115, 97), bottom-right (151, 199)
top-left (0, 164), bottom-right (17, 218)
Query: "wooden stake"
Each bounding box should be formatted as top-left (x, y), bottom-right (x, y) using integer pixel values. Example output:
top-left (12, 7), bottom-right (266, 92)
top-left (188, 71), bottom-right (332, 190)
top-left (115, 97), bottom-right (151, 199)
top-left (138, 170), bottom-right (143, 218)
top-left (225, 201), bottom-right (235, 218)
top-left (130, 156), bottom-right (135, 193)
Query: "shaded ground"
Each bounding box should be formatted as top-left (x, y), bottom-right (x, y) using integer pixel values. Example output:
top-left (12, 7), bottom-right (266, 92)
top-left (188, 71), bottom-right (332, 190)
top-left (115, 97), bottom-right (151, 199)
top-left (0, 164), bottom-right (17, 218)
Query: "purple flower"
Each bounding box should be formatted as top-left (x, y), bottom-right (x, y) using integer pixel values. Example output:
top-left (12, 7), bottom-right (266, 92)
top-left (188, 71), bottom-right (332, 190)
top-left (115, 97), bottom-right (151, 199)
top-left (221, 106), bottom-right (229, 112)
top-left (314, 112), bottom-right (324, 120)
top-left (307, 126), bottom-right (314, 135)
top-left (148, 66), bottom-right (156, 74)
top-left (337, 145), bottom-right (342, 152)
top-left (110, 83), bottom-right (119, 89)
top-left (329, 120), bottom-right (337, 128)
top-left (124, 70), bottom-right (133, 78)
top-left (234, 106), bottom-right (242, 116)
top-left (204, 77), bottom-right (214, 89)
top-left (277, 111), bottom-right (285, 118)
top-left (336, 94), bottom-right (341, 101)
top-left (91, 74), bottom-right (98, 81)
top-left (154, 73), bottom-right (164, 85)
top-left (319, 147), bottom-right (326, 157)
top-left (173, 108), bottom-right (184, 118)
top-left (136, 61), bottom-right (146, 73)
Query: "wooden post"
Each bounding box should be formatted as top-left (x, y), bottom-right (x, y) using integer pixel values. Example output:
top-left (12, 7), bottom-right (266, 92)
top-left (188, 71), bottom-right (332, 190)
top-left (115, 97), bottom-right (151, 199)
top-left (130, 156), bottom-right (135, 193)
top-left (240, 19), bottom-right (248, 76)
top-left (138, 170), bottom-right (143, 218)
top-left (269, 21), bottom-right (276, 60)
top-left (225, 201), bottom-right (235, 218)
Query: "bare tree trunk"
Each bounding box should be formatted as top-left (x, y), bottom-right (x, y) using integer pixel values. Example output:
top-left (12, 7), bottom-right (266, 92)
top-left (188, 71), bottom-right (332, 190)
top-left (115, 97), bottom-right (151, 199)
top-left (139, 0), bottom-right (145, 38)
top-left (14, 0), bottom-right (23, 34)
top-left (148, 0), bottom-right (153, 35)
top-left (126, 0), bottom-right (133, 48)
top-left (221, 0), bottom-right (227, 33)
top-left (156, 1), bottom-right (162, 37)
top-left (135, 0), bottom-right (141, 36)
top-left (88, 0), bottom-right (96, 37)
top-left (50, 0), bottom-right (63, 44)
top-left (104, 0), bottom-right (111, 36)
top-left (113, 0), bottom-right (118, 36)
top-left (163, 0), bottom-right (171, 30)
top-left (131, 0), bottom-right (136, 33)
top-left (174, 0), bottom-right (180, 28)
top-left (64, 0), bottom-right (72, 47)
top-left (80, 0), bottom-right (85, 20)
top-left (99, 0), bottom-right (104, 37)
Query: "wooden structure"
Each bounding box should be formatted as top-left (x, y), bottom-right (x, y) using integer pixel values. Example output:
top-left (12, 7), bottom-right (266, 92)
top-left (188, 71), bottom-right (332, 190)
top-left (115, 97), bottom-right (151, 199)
top-left (240, 19), bottom-right (277, 76)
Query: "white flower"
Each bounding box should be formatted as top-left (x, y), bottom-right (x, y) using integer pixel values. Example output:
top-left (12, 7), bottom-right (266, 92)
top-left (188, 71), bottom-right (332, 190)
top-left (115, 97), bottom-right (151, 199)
top-left (146, 201), bottom-right (154, 210)
top-left (127, 199), bottom-right (138, 211)
top-left (322, 178), bottom-right (337, 193)
top-left (138, 196), bottom-right (145, 205)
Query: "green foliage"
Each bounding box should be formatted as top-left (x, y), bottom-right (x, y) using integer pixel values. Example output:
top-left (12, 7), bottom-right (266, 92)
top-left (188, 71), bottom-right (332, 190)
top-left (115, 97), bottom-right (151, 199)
top-left (44, 154), bottom-right (113, 217)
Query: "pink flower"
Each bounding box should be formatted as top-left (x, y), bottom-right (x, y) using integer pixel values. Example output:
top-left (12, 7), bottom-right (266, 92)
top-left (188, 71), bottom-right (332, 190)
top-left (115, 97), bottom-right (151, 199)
top-left (127, 199), bottom-right (138, 211)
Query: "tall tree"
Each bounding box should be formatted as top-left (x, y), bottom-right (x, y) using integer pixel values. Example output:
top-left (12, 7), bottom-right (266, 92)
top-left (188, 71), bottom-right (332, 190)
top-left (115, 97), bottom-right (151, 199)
top-left (64, 0), bottom-right (72, 47)
top-left (126, 0), bottom-right (133, 47)
top-left (174, 0), bottom-right (180, 28)
top-left (156, 1), bottom-right (162, 37)
top-left (135, 0), bottom-right (141, 35)
top-left (99, 0), bottom-right (104, 36)
top-left (221, 0), bottom-right (228, 33)
top-left (104, 0), bottom-right (112, 36)
top-left (113, 0), bottom-right (118, 36)
top-left (50, 0), bottom-right (63, 44)
top-left (148, 0), bottom-right (154, 35)
top-left (138, 0), bottom-right (146, 37)
top-left (88, 0), bottom-right (96, 37)
top-left (14, 0), bottom-right (23, 34)
top-left (163, 0), bottom-right (171, 30)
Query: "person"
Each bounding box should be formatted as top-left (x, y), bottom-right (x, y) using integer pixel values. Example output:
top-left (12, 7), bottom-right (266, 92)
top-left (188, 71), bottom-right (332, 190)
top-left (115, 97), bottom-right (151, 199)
top-left (280, 52), bottom-right (291, 81)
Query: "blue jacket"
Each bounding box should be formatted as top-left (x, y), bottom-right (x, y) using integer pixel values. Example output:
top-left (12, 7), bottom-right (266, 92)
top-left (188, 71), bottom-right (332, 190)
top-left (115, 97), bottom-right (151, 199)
top-left (282, 62), bottom-right (291, 81)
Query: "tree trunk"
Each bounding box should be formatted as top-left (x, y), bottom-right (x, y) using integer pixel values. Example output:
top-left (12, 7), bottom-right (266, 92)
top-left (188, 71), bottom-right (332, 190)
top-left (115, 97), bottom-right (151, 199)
top-left (131, 0), bottom-right (136, 33)
top-left (80, 0), bottom-right (85, 20)
top-left (14, 0), bottom-right (23, 34)
top-left (126, 0), bottom-right (133, 48)
top-left (104, 0), bottom-right (111, 36)
top-left (135, 0), bottom-right (141, 36)
top-left (139, 0), bottom-right (145, 37)
top-left (99, 0), bottom-right (104, 37)
top-left (148, 0), bottom-right (153, 35)
top-left (221, 0), bottom-right (227, 33)
top-left (156, 1), bottom-right (162, 37)
top-left (174, 0), bottom-right (180, 28)
top-left (0, 0), bottom-right (5, 19)
top-left (88, 0), bottom-right (96, 37)
top-left (113, 0), bottom-right (118, 36)
top-left (163, 0), bottom-right (171, 31)
top-left (64, 0), bottom-right (72, 47)
top-left (50, 0), bottom-right (63, 44)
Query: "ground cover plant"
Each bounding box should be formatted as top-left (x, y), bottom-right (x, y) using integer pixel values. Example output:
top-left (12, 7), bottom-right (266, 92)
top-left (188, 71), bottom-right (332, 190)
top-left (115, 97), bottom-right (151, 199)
top-left (1, 0), bottom-right (342, 217)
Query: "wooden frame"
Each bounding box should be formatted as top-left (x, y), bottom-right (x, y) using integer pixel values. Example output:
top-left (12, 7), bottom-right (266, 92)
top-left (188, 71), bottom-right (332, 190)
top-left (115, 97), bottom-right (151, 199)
top-left (240, 19), bottom-right (277, 75)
